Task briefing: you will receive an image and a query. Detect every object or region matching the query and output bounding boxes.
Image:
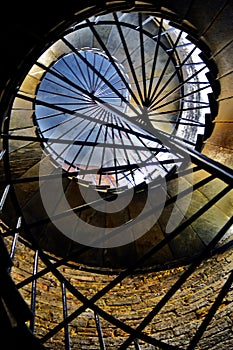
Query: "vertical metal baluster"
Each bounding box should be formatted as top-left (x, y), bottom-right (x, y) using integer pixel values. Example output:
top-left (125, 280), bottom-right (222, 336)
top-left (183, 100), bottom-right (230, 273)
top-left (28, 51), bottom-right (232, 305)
top-left (94, 311), bottom-right (106, 350)
top-left (134, 338), bottom-right (141, 350)
top-left (0, 184), bottom-right (10, 212)
top-left (0, 149), bottom-right (6, 160)
top-left (9, 217), bottom-right (21, 260)
top-left (8, 217), bottom-right (21, 273)
top-left (30, 249), bottom-right (39, 333)
top-left (62, 282), bottom-right (71, 350)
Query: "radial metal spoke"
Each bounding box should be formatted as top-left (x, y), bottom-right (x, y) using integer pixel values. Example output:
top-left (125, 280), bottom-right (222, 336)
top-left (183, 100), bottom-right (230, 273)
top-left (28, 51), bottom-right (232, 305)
top-left (148, 29), bottom-right (183, 105)
top-left (138, 13), bottom-right (147, 103)
top-left (38, 110), bottom-right (90, 135)
top-left (59, 55), bottom-right (90, 92)
top-left (73, 53), bottom-right (93, 91)
top-left (153, 84), bottom-right (211, 112)
top-left (40, 107), bottom-right (101, 164)
top-left (120, 119), bottom-right (171, 177)
top-left (94, 57), bottom-right (118, 94)
top-left (110, 119), bottom-right (119, 185)
top-left (99, 114), bottom-right (111, 185)
top-left (86, 18), bottom-right (143, 109)
top-left (37, 87), bottom-right (89, 105)
top-left (33, 62), bottom-right (164, 140)
top-left (42, 74), bottom-right (84, 98)
top-left (36, 110), bottom-right (69, 121)
top-left (147, 17), bottom-right (164, 102)
top-left (78, 110), bottom-right (108, 179)
top-left (65, 121), bottom-right (102, 172)
top-left (152, 104), bottom-right (210, 115)
top-left (151, 64), bottom-right (209, 109)
top-left (149, 114), bottom-right (205, 126)
top-left (114, 115), bottom-right (136, 185)
top-left (113, 13), bottom-right (144, 105)
top-left (149, 46), bottom-right (198, 103)
top-left (85, 50), bottom-right (94, 91)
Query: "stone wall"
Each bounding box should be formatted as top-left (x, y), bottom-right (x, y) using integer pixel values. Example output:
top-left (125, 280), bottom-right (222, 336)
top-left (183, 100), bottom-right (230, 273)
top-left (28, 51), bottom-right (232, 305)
top-left (3, 235), bottom-right (233, 349)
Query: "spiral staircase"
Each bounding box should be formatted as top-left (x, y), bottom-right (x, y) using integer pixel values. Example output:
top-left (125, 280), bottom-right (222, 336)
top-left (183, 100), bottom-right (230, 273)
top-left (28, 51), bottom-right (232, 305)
top-left (0, 2), bottom-right (233, 349)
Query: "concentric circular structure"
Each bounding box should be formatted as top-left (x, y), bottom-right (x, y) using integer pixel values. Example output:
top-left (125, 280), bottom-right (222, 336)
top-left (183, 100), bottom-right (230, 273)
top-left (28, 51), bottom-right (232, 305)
top-left (16, 11), bottom-right (217, 193)
top-left (0, 3), bottom-right (233, 350)
top-left (3, 10), bottom-right (221, 265)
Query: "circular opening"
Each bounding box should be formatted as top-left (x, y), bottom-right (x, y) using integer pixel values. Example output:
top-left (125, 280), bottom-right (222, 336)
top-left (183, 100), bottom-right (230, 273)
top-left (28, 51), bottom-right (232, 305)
top-left (2, 9), bottom-right (221, 270)
top-left (29, 12), bottom-right (216, 191)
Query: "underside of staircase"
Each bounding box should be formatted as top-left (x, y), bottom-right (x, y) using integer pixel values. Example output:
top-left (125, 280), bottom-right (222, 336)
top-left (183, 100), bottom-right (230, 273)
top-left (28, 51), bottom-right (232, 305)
top-left (0, 1), bottom-right (232, 349)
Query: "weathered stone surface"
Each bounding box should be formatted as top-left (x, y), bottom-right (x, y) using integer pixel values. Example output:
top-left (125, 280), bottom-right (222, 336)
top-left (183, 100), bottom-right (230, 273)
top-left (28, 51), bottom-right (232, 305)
top-left (3, 234), bottom-right (233, 349)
